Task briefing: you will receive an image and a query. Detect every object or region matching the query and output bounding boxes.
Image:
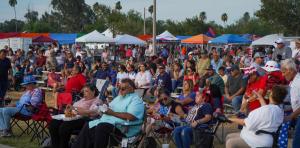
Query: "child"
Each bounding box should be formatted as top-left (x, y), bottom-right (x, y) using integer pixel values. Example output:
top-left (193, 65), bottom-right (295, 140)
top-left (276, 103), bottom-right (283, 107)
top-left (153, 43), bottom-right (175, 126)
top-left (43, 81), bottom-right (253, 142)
top-left (218, 66), bottom-right (228, 84)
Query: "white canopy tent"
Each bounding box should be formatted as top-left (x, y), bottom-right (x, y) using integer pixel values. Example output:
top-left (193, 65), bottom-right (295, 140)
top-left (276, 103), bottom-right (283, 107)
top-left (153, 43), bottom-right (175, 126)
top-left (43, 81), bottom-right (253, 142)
top-left (115, 34), bottom-right (146, 45)
top-left (156, 30), bottom-right (179, 41)
top-left (102, 29), bottom-right (113, 38)
top-left (76, 30), bottom-right (115, 43)
top-left (251, 34), bottom-right (283, 46)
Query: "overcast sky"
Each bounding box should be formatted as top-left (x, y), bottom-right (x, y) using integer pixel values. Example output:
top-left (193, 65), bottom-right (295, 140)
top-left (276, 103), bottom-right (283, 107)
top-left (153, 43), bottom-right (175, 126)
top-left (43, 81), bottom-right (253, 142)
top-left (0, 0), bottom-right (261, 24)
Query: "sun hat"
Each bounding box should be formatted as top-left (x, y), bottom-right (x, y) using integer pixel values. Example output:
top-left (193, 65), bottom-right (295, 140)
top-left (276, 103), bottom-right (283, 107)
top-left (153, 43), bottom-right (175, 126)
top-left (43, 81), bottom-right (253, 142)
top-left (262, 61), bottom-right (280, 72)
top-left (21, 75), bottom-right (37, 85)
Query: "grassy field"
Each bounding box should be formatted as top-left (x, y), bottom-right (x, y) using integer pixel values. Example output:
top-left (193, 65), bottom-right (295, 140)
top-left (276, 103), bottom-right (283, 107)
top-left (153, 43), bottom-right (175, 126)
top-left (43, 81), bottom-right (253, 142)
top-left (0, 90), bottom-right (293, 148)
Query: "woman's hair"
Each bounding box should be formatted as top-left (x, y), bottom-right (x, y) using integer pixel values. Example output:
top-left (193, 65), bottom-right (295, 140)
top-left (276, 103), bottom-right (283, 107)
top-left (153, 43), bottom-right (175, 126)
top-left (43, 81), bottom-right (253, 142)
top-left (271, 85), bottom-right (287, 105)
top-left (158, 88), bottom-right (170, 97)
top-left (84, 83), bottom-right (99, 97)
top-left (118, 64), bottom-right (127, 72)
top-left (74, 65), bottom-right (82, 73)
top-left (139, 63), bottom-right (148, 71)
top-left (184, 79), bottom-right (194, 92)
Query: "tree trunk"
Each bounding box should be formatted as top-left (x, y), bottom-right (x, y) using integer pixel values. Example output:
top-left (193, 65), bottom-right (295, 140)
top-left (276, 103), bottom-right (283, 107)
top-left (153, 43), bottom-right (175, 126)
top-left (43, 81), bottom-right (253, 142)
top-left (14, 6), bottom-right (17, 32)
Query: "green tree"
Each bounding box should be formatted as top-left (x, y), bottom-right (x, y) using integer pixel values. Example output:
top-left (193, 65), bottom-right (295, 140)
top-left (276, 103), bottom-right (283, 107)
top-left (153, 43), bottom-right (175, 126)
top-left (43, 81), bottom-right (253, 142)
top-left (199, 11), bottom-right (207, 22)
top-left (148, 5), bottom-right (153, 16)
top-left (0, 19), bottom-right (24, 32)
top-left (221, 13), bottom-right (228, 26)
top-left (255, 0), bottom-right (300, 35)
top-left (115, 1), bottom-right (122, 11)
top-left (51, 0), bottom-right (95, 32)
top-left (24, 10), bottom-right (39, 23)
top-left (243, 12), bottom-right (250, 23)
top-left (8, 0), bottom-right (18, 31)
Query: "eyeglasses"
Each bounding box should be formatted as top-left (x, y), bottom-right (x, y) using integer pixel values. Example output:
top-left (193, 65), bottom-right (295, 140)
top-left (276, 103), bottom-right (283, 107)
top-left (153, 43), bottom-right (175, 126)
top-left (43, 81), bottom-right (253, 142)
top-left (120, 87), bottom-right (127, 91)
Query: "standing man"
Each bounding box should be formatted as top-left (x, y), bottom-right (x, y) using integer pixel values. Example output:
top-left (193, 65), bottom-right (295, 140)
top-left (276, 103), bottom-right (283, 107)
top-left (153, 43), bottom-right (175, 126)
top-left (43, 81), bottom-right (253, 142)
top-left (272, 38), bottom-right (292, 62)
top-left (281, 59), bottom-right (300, 148)
top-left (0, 49), bottom-right (13, 106)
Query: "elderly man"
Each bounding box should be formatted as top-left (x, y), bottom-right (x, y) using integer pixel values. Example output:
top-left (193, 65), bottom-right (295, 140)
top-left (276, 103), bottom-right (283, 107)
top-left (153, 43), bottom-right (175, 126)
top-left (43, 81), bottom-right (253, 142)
top-left (272, 38), bottom-right (292, 62)
top-left (72, 78), bottom-right (144, 148)
top-left (0, 75), bottom-right (42, 137)
top-left (281, 59), bottom-right (300, 148)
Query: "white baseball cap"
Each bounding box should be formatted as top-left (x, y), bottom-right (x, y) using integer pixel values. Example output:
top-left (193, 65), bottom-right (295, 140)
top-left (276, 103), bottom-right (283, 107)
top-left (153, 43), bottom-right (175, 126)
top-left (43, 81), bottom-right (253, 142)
top-left (275, 38), bottom-right (284, 44)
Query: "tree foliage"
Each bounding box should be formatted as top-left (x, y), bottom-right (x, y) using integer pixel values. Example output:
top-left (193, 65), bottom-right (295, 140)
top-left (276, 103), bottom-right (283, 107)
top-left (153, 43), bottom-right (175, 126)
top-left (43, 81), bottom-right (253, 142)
top-left (255, 0), bottom-right (300, 35)
top-left (1, 1), bottom-right (289, 36)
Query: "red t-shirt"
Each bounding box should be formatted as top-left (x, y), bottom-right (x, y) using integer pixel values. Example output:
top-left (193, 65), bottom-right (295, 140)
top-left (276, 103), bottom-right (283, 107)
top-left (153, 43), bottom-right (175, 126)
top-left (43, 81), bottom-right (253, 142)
top-left (245, 77), bottom-right (267, 112)
top-left (36, 56), bottom-right (46, 67)
top-left (65, 73), bottom-right (86, 93)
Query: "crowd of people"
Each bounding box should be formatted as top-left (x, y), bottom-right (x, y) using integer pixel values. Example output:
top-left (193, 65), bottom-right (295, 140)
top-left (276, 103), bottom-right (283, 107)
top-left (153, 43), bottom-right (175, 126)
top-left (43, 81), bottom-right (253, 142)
top-left (0, 37), bottom-right (299, 148)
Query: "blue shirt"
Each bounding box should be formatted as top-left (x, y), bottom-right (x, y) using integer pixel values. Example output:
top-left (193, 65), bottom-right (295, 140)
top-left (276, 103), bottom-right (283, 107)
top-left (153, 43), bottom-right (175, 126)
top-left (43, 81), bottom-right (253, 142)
top-left (178, 92), bottom-right (196, 107)
top-left (155, 72), bottom-right (172, 92)
top-left (89, 93), bottom-right (144, 137)
top-left (16, 88), bottom-right (43, 116)
top-left (94, 69), bottom-right (111, 80)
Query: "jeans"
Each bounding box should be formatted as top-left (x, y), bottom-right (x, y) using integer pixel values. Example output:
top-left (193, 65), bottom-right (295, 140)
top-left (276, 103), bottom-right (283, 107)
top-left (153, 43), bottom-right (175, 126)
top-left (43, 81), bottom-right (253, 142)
top-left (224, 95), bottom-right (243, 112)
top-left (0, 107), bottom-right (19, 130)
top-left (293, 117), bottom-right (300, 148)
top-left (0, 80), bottom-right (8, 99)
top-left (173, 126), bottom-right (193, 148)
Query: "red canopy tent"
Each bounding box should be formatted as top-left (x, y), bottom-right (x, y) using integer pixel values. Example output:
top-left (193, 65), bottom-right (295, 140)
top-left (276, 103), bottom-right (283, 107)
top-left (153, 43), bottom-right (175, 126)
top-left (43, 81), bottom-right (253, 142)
top-left (32, 35), bottom-right (56, 44)
top-left (137, 34), bottom-right (152, 41)
top-left (0, 33), bottom-right (19, 39)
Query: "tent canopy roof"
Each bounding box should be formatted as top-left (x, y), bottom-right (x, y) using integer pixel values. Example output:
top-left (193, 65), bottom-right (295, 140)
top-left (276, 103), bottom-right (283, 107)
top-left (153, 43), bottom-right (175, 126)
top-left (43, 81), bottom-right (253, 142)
top-left (115, 34), bottom-right (146, 45)
top-left (156, 30), bottom-right (178, 41)
top-left (76, 30), bottom-right (114, 43)
top-left (251, 34), bottom-right (283, 46)
top-left (181, 34), bottom-right (212, 44)
top-left (32, 35), bottom-right (56, 43)
top-left (209, 34), bottom-right (251, 44)
top-left (50, 33), bottom-right (77, 45)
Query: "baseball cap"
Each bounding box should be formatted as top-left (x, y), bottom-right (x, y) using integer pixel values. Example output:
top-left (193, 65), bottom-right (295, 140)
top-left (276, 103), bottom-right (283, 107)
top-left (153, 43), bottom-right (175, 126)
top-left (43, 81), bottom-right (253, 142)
top-left (275, 38), bottom-right (284, 44)
top-left (230, 65), bottom-right (240, 71)
top-left (253, 52), bottom-right (265, 59)
top-left (188, 51), bottom-right (193, 55)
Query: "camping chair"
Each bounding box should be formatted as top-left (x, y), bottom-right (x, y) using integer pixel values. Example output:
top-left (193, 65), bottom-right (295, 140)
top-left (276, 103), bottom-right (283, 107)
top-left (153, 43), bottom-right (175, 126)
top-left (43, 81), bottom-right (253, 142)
top-left (10, 89), bottom-right (46, 137)
top-left (108, 107), bottom-right (147, 148)
top-left (96, 79), bottom-right (110, 101)
top-left (255, 125), bottom-right (282, 148)
top-left (150, 120), bottom-right (176, 146)
top-left (56, 90), bottom-right (82, 112)
top-left (30, 102), bottom-right (52, 144)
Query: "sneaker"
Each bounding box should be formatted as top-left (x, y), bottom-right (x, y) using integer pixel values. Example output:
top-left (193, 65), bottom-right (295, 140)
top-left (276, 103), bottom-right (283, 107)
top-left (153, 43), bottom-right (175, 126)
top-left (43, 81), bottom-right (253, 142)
top-left (0, 130), bottom-right (12, 137)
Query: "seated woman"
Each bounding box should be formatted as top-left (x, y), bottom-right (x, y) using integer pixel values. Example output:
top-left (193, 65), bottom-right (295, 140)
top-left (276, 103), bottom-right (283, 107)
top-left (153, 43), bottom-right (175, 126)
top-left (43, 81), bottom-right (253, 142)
top-left (0, 75), bottom-right (42, 137)
top-left (183, 67), bottom-right (199, 92)
top-left (49, 84), bottom-right (102, 148)
top-left (226, 85), bottom-right (287, 148)
top-left (146, 89), bottom-right (186, 136)
top-left (47, 66), bottom-right (61, 93)
top-left (55, 65), bottom-right (87, 109)
top-left (175, 80), bottom-right (196, 112)
top-left (173, 91), bottom-right (213, 148)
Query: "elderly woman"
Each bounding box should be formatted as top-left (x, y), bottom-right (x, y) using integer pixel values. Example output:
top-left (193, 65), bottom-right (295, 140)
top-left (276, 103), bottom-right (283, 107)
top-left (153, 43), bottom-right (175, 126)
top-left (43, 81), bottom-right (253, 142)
top-left (173, 91), bottom-right (213, 148)
top-left (226, 85), bottom-right (287, 148)
top-left (0, 75), bottom-right (42, 137)
top-left (49, 84), bottom-right (102, 148)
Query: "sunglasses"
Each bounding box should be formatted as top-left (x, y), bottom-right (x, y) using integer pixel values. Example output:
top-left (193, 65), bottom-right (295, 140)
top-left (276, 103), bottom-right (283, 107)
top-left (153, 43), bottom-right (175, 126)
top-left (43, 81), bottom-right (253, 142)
top-left (158, 67), bottom-right (164, 69)
top-left (120, 87), bottom-right (127, 91)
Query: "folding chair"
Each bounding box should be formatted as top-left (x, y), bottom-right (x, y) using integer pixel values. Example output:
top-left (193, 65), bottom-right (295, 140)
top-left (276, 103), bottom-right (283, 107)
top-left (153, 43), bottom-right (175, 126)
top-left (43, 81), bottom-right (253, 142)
top-left (108, 107), bottom-right (147, 148)
top-left (30, 102), bottom-right (52, 144)
top-left (10, 104), bottom-right (35, 137)
top-left (96, 79), bottom-right (110, 101)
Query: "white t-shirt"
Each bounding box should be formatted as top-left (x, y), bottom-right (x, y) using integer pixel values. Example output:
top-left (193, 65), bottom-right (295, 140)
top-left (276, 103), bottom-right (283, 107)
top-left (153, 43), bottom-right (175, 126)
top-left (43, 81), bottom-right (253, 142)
top-left (117, 72), bottom-right (128, 82)
top-left (135, 71), bottom-right (152, 88)
top-left (240, 104), bottom-right (284, 147)
top-left (290, 73), bottom-right (300, 111)
top-left (128, 72), bottom-right (136, 80)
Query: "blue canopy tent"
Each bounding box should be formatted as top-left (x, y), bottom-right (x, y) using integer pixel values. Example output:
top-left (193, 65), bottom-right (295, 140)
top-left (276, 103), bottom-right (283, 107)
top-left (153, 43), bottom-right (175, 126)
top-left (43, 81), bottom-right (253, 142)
top-left (176, 36), bottom-right (192, 40)
top-left (209, 34), bottom-right (252, 44)
top-left (50, 33), bottom-right (77, 45)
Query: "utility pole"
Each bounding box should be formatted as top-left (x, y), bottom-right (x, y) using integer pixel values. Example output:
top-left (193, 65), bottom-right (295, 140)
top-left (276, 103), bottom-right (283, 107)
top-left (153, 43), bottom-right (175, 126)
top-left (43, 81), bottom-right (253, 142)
top-left (152, 0), bottom-right (156, 55)
top-left (144, 7), bottom-right (146, 35)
